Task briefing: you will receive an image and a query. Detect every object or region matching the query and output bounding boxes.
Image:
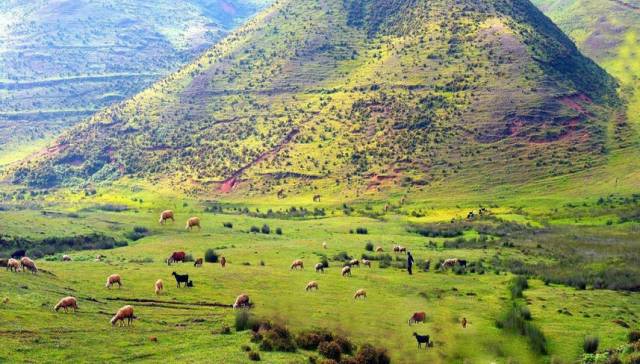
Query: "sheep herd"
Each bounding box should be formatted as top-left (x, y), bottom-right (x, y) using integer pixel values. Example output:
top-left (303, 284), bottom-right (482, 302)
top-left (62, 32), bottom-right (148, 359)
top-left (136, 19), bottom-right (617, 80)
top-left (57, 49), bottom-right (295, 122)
top-left (3, 208), bottom-right (465, 348)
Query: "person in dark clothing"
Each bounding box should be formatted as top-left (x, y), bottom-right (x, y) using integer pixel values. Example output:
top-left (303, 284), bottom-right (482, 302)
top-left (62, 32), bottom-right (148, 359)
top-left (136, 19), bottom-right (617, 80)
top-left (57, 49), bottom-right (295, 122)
top-left (407, 251), bottom-right (414, 275)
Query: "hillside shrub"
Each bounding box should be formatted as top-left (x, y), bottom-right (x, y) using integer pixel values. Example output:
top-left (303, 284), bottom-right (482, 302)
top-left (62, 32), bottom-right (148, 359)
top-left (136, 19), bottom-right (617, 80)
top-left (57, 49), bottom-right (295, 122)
top-left (318, 341), bottom-right (342, 361)
top-left (235, 310), bottom-right (257, 331)
top-left (250, 226), bottom-right (260, 233)
top-left (276, 227), bottom-right (283, 235)
top-left (248, 351), bottom-right (261, 361)
top-left (583, 336), bottom-right (599, 354)
top-left (223, 222), bottom-right (233, 228)
top-left (355, 227), bottom-right (368, 235)
top-left (0, 233), bottom-right (127, 258)
top-left (125, 226), bottom-right (149, 241)
top-left (333, 252), bottom-right (352, 262)
top-left (629, 353), bottom-right (640, 364)
top-left (365, 242), bottom-right (374, 251)
top-left (260, 324), bottom-right (296, 352)
top-left (205, 249), bottom-right (219, 263)
top-left (354, 344), bottom-right (391, 364)
top-left (629, 331), bottom-right (640, 343)
top-left (261, 224), bottom-right (270, 234)
top-left (496, 304), bottom-right (547, 355)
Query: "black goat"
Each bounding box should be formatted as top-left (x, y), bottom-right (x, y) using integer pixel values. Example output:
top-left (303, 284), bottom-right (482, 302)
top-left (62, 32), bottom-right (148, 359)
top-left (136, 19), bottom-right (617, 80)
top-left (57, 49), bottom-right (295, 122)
top-left (458, 259), bottom-right (467, 267)
top-left (413, 333), bottom-right (431, 349)
top-left (186, 280), bottom-right (194, 287)
top-left (172, 272), bottom-right (189, 288)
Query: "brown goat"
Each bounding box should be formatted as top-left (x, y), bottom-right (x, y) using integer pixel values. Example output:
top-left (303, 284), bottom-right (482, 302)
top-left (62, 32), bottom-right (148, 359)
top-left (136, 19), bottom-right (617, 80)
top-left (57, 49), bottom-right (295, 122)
top-left (290, 259), bottom-right (304, 270)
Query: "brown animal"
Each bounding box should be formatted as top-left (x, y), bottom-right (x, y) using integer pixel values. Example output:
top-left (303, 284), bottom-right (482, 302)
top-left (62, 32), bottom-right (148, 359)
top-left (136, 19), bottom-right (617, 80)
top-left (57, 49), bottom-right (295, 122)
top-left (375, 247), bottom-right (384, 253)
top-left (167, 251), bottom-right (186, 266)
top-left (220, 256), bottom-right (226, 268)
top-left (315, 263), bottom-right (325, 273)
top-left (290, 259), bottom-right (304, 270)
top-left (462, 317), bottom-right (467, 328)
top-left (106, 274), bottom-right (122, 288)
top-left (194, 258), bottom-right (203, 267)
top-left (306, 281), bottom-right (319, 291)
top-left (111, 305), bottom-right (136, 326)
top-left (185, 217), bottom-right (201, 230)
top-left (354, 289), bottom-right (367, 299)
top-left (322, 242), bottom-right (327, 249)
top-left (155, 279), bottom-right (164, 295)
top-left (54, 296), bottom-right (78, 312)
top-left (233, 294), bottom-right (251, 309)
top-left (149, 336), bottom-right (158, 342)
top-left (409, 312), bottom-right (427, 325)
top-left (341, 266), bottom-right (352, 277)
top-left (6, 258), bottom-right (20, 272)
top-left (313, 194), bottom-right (321, 202)
top-left (20, 257), bottom-right (37, 274)
top-left (349, 259), bottom-right (360, 267)
top-left (362, 259), bottom-right (371, 268)
top-left (62, 255), bottom-right (71, 261)
top-left (159, 210), bottom-right (175, 224)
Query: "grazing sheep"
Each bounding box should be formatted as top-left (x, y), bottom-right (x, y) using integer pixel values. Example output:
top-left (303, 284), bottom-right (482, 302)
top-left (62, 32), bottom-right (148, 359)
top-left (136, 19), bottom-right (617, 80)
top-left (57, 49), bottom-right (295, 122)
top-left (315, 263), bottom-right (325, 273)
top-left (111, 305), bottom-right (136, 326)
top-left (442, 258), bottom-right (459, 269)
top-left (220, 256), bottom-right (226, 268)
top-left (341, 266), bottom-right (352, 277)
top-left (185, 217), bottom-right (201, 230)
top-left (409, 312), bottom-right (427, 325)
top-left (62, 255), bottom-right (71, 261)
top-left (290, 259), bottom-right (304, 270)
top-left (362, 259), bottom-right (371, 268)
top-left (393, 245), bottom-right (406, 253)
top-left (20, 257), bottom-right (37, 274)
top-left (172, 272), bottom-right (189, 288)
top-left (306, 281), bottom-right (319, 291)
top-left (322, 242), bottom-right (327, 249)
top-left (194, 258), bottom-right (203, 267)
top-left (166, 251), bottom-right (186, 266)
top-left (375, 247), bottom-right (383, 253)
top-left (96, 254), bottom-right (106, 261)
top-left (155, 279), bottom-right (163, 295)
top-left (54, 296), bottom-right (78, 312)
top-left (349, 259), bottom-right (360, 267)
top-left (233, 294), bottom-right (251, 309)
top-left (354, 289), bottom-right (367, 299)
top-left (6, 258), bottom-right (20, 272)
top-left (413, 333), bottom-right (431, 349)
top-left (106, 274), bottom-right (122, 288)
top-left (159, 210), bottom-right (175, 224)
top-left (11, 249), bottom-right (26, 259)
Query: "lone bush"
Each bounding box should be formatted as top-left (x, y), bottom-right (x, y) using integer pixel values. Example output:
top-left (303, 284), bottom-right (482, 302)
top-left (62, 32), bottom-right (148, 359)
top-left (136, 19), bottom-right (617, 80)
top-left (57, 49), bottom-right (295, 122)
top-left (235, 310), bottom-right (257, 331)
top-left (365, 242), bottom-right (374, 251)
top-left (223, 222), bottom-right (233, 228)
top-left (583, 336), bottom-right (599, 354)
top-left (510, 276), bottom-right (529, 298)
top-left (248, 351), bottom-right (261, 361)
top-left (261, 224), bottom-right (270, 234)
top-left (250, 226), bottom-right (260, 233)
top-left (205, 249), bottom-right (219, 263)
top-left (354, 344), bottom-right (390, 364)
top-left (260, 323), bottom-right (296, 352)
top-left (629, 331), bottom-right (640, 343)
top-left (355, 227), bottom-right (368, 235)
top-left (276, 227), bottom-right (283, 235)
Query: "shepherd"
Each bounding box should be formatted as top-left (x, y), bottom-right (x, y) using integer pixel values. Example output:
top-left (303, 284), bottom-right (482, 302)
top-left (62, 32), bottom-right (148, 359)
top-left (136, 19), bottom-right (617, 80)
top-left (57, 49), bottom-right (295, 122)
top-left (407, 251), bottom-right (414, 275)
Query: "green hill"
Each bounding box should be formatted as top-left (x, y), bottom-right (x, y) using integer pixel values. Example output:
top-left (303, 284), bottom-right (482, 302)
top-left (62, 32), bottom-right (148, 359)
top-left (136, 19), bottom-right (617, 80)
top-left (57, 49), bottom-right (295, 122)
top-left (11, 0), bottom-right (626, 198)
top-left (532, 0), bottom-right (640, 133)
top-left (0, 0), bottom-right (271, 166)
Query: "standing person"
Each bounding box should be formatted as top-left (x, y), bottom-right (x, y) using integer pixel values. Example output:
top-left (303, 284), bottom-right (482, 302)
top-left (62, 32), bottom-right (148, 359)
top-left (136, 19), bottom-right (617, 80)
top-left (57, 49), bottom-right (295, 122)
top-left (407, 251), bottom-right (414, 275)
top-left (462, 317), bottom-right (468, 328)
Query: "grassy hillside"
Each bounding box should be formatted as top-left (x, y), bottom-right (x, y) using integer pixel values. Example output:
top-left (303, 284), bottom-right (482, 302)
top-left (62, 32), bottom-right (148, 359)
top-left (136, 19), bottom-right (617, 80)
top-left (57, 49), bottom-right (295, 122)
top-left (0, 196), bottom-right (639, 363)
top-left (10, 0), bottom-right (627, 198)
top-left (532, 0), bottom-right (640, 132)
top-left (0, 0), bottom-right (271, 167)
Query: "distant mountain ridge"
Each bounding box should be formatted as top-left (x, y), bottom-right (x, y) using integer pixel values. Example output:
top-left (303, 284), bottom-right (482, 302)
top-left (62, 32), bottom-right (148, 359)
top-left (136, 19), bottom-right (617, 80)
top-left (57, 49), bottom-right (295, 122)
top-left (12, 0), bottom-right (627, 196)
top-left (0, 0), bottom-right (270, 166)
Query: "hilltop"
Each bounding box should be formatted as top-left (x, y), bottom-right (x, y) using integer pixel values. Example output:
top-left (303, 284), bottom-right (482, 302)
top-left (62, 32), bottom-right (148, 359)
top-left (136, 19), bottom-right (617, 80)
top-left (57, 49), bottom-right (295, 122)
top-left (12, 0), bottom-right (626, 198)
top-left (0, 0), bottom-right (271, 166)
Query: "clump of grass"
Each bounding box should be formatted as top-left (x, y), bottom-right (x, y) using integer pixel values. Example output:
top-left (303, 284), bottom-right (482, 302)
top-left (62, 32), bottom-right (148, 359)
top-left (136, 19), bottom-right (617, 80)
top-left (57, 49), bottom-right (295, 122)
top-left (496, 303), bottom-right (547, 355)
top-left (510, 276), bottom-right (529, 299)
top-left (583, 336), bottom-right (599, 354)
top-left (248, 351), bottom-right (261, 361)
top-left (629, 330), bottom-right (640, 343)
top-left (333, 251), bottom-right (352, 262)
top-left (235, 310), bottom-right (257, 331)
top-left (250, 226), bottom-right (260, 233)
top-left (259, 323), bottom-right (296, 352)
top-left (125, 226), bottom-right (149, 241)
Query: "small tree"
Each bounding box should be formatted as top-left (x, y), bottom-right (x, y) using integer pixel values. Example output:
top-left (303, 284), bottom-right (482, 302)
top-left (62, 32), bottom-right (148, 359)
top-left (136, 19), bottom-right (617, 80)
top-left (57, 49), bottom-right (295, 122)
top-left (261, 224), bottom-right (270, 234)
top-left (205, 249), bottom-right (219, 263)
top-left (365, 242), bottom-right (374, 251)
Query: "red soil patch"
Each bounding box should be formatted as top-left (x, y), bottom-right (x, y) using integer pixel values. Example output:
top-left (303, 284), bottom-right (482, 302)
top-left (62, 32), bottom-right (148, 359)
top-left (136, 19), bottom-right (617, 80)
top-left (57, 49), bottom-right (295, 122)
top-left (558, 93), bottom-right (592, 114)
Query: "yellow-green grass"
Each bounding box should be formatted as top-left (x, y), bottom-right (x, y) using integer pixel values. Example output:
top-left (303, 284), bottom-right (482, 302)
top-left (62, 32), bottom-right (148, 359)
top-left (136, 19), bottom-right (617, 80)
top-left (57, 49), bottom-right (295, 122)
top-left (0, 208), bottom-right (638, 363)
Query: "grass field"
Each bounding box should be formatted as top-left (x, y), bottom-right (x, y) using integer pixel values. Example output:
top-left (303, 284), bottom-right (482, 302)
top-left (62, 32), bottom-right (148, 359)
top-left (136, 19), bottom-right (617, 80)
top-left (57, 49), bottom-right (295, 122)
top-left (1, 193), bottom-right (638, 363)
